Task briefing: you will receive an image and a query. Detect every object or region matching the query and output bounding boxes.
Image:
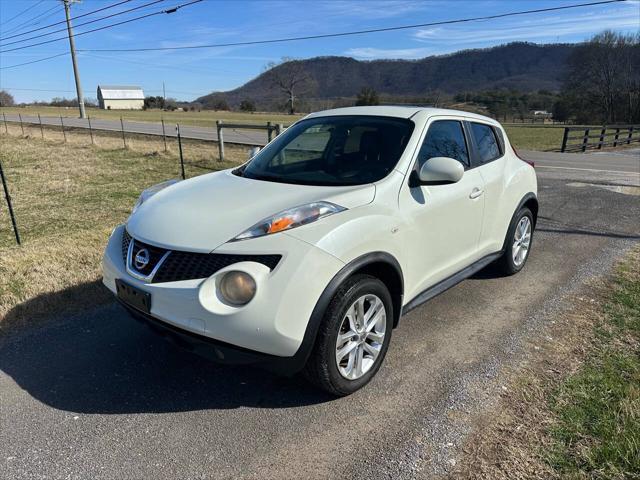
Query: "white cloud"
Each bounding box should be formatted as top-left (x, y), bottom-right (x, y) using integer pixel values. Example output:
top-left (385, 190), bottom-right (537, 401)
top-left (344, 46), bottom-right (433, 59)
top-left (413, 6), bottom-right (639, 45)
top-left (315, 0), bottom-right (436, 20)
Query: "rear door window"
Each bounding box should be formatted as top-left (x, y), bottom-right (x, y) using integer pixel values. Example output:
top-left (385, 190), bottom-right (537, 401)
top-left (417, 120), bottom-right (469, 168)
top-left (470, 123), bottom-right (502, 164)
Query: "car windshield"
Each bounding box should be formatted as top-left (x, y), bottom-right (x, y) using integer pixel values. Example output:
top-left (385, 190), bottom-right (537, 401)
top-left (237, 115), bottom-right (415, 186)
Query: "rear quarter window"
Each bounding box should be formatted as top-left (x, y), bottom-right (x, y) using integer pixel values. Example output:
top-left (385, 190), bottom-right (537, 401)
top-left (470, 122), bottom-right (502, 164)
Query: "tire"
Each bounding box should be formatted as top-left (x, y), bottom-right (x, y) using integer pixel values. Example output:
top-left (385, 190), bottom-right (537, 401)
top-left (496, 206), bottom-right (534, 275)
top-left (303, 274), bottom-right (393, 396)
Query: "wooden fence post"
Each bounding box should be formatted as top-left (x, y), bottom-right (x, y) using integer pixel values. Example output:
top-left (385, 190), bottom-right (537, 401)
top-left (597, 127), bottom-right (606, 149)
top-left (216, 120), bottom-right (225, 162)
top-left (581, 128), bottom-right (590, 152)
top-left (3, 112), bottom-right (8, 134)
top-left (18, 114), bottom-right (24, 136)
top-left (120, 116), bottom-right (127, 148)
top-left (88, 116), bottom-right (94, 144)
top-left (60, 115), bottom-right (67, 142)
top-left (38, 113), bottom-right (44, 139)
top-left (161, 117), bottom-right (168, 152)
top-left (267, 121), bottom-right (272, 142)
top-left (627, 126), bottom-right (634, 145)
top-left (276, 124), bottom-right (283, 136)
top-left (0, 158), bottom-right (21, 245)
top-left (613, 127), bottom-right (620, 147)
top-left (560, 127), bottom-right (569, 152)
top-left (176, 124), bottom-right (186, 180)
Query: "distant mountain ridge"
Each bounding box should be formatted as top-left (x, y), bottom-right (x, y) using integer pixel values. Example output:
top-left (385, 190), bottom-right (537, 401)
top-left (196, 42), bottom-right (575, 110)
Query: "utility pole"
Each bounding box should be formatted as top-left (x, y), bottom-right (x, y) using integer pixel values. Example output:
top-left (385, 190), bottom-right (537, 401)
top-left (63, 0), bottom-right (86, 119)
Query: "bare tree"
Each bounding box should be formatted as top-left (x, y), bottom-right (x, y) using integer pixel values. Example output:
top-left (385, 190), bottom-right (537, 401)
top-left (264, 58), bottom-right (316, 114)
top-left (0, 90), bottom-right (15, 107)
top-left (562, 31), bottom-right (640, 124)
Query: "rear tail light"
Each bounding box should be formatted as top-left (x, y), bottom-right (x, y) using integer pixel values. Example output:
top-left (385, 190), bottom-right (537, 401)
top-left (512, 146), bottom-right (534, 168)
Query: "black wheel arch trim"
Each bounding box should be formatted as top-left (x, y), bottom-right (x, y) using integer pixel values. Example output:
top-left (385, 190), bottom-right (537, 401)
top-left (501, 192), bottom-right (538, 252)
top-left (516, 192), bottom-right (538, 224)
top-left (283, 251), bottom-right (404, 374)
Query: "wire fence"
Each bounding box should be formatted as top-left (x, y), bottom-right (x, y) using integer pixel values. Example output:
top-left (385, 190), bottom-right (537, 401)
top-left (0, 116), bottom-right (261, 246)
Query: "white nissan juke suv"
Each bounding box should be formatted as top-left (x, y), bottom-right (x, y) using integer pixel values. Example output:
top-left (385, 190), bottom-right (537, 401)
top-left (102, 106), bottom-right (538, 395)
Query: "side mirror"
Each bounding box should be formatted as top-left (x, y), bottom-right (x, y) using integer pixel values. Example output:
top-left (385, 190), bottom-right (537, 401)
top-left (248, 146), bottom-right (261, 160)
top-left (410, 157), bottom-right (464, 187)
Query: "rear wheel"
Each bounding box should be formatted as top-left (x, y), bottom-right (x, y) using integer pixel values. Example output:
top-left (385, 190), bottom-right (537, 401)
top-left (304, 274), bottom-right (393, 396)
top-left (496, 207), bottom-right (534, 275)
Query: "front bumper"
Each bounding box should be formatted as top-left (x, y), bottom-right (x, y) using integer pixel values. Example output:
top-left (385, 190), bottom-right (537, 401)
top-left (102, 225), bottom-right (344, 360)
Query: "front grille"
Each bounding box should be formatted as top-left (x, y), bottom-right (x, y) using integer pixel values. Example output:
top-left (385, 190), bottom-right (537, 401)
top-left (121, 229), bottom-right (281, 283)
top-left (153, 251), bottom-right (281, 283)
top-left (121, 229), bottom-right (132, 264)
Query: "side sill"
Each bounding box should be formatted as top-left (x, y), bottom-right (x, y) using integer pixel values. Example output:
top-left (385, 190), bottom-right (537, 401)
top-left (401, 251), bottom-right (503, 316)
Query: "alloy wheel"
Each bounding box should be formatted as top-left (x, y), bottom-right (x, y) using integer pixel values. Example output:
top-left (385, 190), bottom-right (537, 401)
top-left (512, 216), bottom-right (532, 267)
top-left (335, 294), bottom-right (386, 380)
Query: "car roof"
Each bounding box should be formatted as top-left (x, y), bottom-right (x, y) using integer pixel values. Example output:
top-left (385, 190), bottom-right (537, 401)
top-left (304, 105), bottom-right (499, 125)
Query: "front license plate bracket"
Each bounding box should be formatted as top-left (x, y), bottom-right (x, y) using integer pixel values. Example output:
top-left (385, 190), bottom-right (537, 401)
top-left (116, 279), bottom-right (151, 314)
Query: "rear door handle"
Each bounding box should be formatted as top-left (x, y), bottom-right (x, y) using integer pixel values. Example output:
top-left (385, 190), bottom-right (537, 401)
top-left (469, 187), bottom-right (484, 199)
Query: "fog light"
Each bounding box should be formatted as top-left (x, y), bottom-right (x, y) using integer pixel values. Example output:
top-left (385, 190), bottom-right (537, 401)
top-left (219, 271), bottom-right (256, 306)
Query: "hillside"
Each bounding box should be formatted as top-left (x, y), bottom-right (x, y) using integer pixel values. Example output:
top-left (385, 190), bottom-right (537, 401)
top-left (196, 42), bottom-right (575, 110)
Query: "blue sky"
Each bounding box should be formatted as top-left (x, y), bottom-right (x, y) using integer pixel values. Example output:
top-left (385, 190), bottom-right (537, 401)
top-left (1, 0), bottom-right (638, 103)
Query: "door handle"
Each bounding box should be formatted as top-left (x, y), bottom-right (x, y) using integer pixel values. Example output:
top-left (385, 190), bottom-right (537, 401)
top-left (469, 187), bottom-right (484, 199)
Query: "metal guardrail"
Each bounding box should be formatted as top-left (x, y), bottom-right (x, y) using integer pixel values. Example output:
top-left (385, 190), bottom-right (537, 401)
top-left (560, 125), bottom-right (639, 152)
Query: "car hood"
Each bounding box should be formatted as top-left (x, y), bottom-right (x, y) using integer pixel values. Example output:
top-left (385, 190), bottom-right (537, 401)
top-left (126, 169), bottom-right (375, 252)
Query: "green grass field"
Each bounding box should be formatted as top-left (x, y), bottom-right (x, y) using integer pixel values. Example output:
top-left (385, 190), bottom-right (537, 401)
top-left (2, 106), bottom-right (568, 151)
top-left (504, 124), bottom-right (566, 151)
top-left (1, 106), bottom-right (303, 128)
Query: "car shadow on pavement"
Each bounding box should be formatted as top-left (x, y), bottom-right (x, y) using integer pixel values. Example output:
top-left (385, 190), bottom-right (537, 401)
top-left (0, 281), bottom-right (334, 414)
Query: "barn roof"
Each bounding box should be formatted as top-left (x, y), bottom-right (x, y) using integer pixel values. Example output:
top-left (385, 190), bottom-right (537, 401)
top-left (98, 85), bottom-right (145, 100)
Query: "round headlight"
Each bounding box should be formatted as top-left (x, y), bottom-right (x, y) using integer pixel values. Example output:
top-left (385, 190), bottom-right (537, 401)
top-left (219, 271), bottom-right (256, 306)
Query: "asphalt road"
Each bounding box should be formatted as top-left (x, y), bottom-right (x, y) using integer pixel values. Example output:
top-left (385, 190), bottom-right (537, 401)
top-left (1, 150), bottom-right (639, 479)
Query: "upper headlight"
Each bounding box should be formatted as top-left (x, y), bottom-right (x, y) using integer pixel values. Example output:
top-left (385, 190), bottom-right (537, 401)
top-left (232, 201), bottom-right (346, 241)
top-left (131, 179), bottom-right (181, 214)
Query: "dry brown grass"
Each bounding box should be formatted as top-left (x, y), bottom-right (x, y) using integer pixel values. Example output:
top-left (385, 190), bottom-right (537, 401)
top-left (0, 129), bottom-right (246, 330)
top-left (451, 248), bottom-right (640, 479)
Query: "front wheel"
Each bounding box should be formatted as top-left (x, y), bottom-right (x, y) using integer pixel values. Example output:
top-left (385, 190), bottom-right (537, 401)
top-left (303, 274), bottom-right (393, 396)
top-left (496, 206), bottom-right (534, 275)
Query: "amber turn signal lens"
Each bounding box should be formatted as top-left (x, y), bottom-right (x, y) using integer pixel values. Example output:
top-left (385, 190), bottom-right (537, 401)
top-left (268, 217), bottom-right (295, 234)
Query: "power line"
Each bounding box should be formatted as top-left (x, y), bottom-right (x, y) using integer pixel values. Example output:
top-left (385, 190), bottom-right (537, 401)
top-left (0, 52), bottom-right (69, 70)
top-left (79, 0), bottom-right (626, 53)
top-left (0, 0), bottom-right (132, 42)
top-left (0, 0), bottom-right (166, 48)
top-left (1, 4), bottom-right (60, 37)
top-left (81, 52), bottom-right (245, 76)
top-left (0, 0), bottom-right (46, 28)
top-left (0, 86), bottom-right (76, 93)
top-left (0, 0), bottom-right (203, 53)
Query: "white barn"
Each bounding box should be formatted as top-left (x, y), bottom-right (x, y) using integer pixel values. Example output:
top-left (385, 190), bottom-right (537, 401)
top-left (97, 85), bottom-right (145, 110)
